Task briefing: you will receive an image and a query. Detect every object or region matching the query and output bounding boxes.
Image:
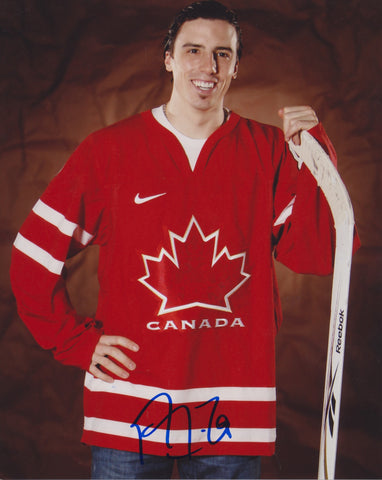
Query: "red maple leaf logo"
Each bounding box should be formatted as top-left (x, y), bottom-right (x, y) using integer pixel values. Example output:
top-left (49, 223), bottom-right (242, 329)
top-left (139, 217), bottom-right (250, 315)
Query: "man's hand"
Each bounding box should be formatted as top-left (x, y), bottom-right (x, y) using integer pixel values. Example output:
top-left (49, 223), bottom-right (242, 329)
top-left (278, 106), bottom-right (319, 145)
top-left (89, 335), bottom-right (140, 383)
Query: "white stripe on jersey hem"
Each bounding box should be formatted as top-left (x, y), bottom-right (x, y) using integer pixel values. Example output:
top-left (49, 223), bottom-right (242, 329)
top-left (84, 416), bottom-right (276, 444)
top-left (33, 199), bottom-right (93, 245)
top-left (273, 196), bottom-right (296, 226)
top-left (13, 233), bottom-right (64, 275)
top-left (84, 373), bottom-right (276, 402)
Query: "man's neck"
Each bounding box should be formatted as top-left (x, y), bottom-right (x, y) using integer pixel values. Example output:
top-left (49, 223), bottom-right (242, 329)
top-left (164, 98), bottom-right (227, 139)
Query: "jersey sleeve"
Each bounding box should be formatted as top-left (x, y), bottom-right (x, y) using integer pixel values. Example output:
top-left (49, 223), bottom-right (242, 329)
top-left (272, 123), bottom-right (359, 275)
top-left (10, 134), bottom-right (107, 370)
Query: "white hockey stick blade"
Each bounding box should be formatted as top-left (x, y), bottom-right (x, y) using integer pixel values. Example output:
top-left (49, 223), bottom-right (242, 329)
top-left (288, 132), bottom-right (355, 480)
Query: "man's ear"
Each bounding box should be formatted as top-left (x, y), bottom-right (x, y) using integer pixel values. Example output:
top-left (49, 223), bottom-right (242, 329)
top-left (233, 61), bottom-right (239, 79)
top-left (164, 51), bottom-right (173, 72)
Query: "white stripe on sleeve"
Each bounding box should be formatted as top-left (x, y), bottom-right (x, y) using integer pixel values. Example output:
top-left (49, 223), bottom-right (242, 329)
top-left (33, 199), bottom-right (93, 245)
top-left (13, 233), bottom-right (64, 275)
top-left (273, 196), bottom-right (296, 226)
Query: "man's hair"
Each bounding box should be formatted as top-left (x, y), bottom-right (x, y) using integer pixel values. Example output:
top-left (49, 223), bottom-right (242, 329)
top-left (163, 1), bottom-right (243, 60)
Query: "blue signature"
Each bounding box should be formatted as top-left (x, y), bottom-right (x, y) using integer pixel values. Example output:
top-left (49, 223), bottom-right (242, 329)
top-left (130, 393), bottom-right (232, 464)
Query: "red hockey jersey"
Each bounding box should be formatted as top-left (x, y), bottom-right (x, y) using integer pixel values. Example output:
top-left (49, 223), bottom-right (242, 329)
top-left (11, 111), bottom-right (340, 457)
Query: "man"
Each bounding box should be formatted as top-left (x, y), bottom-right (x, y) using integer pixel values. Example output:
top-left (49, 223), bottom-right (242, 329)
top-left (10, 1), bottom-right (350, 478)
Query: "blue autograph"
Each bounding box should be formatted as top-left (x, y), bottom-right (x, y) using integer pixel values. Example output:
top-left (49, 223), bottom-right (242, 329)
top-left (130, 393), bottom-right (232, 464)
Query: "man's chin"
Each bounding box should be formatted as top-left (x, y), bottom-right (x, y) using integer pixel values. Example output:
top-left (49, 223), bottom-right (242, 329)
top-left (190, 96), bottom-right (221, 111)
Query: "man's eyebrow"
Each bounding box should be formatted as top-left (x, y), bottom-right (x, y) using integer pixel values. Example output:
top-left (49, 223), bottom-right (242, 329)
top-left (181, 43), bottom-right (233, 53)
top-left (215, 46), bottom-right (234, 53)
top-left (182, 43), bottom-right (203, 49)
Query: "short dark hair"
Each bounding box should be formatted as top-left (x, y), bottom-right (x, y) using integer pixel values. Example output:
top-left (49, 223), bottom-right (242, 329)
top-left (163, 1), bottom-right (243, 61)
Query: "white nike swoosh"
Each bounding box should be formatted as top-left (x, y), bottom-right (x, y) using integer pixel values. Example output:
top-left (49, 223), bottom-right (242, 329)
top-left (134, 192), bottom-right (167, 204)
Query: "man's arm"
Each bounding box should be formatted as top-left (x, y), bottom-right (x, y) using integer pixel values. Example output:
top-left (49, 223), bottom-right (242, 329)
top-left (272, 105), bottom-right (337, 274)
top-left (10, 133), bottom-right (139, 378)
top-left (272, 105), bottom-right (359, 274)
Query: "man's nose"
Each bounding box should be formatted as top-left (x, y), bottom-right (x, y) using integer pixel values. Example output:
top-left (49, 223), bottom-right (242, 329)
top-left (200, 52), bottom-right (218, 74)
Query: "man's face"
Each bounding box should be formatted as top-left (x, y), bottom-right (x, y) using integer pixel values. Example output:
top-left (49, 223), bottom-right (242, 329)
top-left (164, 18), bottom-right (239, 112)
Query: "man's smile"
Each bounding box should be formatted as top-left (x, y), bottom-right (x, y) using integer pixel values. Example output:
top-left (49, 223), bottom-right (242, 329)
top-left (191, 79), bottom-right (216, 91)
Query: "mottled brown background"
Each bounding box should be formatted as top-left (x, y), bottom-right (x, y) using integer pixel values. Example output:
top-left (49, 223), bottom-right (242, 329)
top-left (0, 0), bottom-right (381, 478)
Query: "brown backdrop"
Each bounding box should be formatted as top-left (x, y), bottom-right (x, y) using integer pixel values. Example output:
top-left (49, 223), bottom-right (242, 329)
top-left (1, 1), bottom-right (381, 478)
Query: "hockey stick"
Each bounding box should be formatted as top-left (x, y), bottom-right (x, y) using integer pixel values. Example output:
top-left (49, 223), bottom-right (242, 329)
top-left (288, 132), bottom-right (355, 480)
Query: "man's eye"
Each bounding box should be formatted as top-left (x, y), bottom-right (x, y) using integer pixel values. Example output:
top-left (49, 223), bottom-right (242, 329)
top-left (189, 48), bottom-right (199, 54)
top-left (217, 52), bottom-right (229, 58)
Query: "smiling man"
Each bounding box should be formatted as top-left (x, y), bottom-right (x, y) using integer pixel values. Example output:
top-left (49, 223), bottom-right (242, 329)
top-left (10, 1), bottom-right (349, 479)
top-left (163, 16), bottom-right (239, 138)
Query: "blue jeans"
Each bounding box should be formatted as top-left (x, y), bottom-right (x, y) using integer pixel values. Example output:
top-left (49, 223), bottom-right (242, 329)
top-left (91, 446), bottom-right (261, 479)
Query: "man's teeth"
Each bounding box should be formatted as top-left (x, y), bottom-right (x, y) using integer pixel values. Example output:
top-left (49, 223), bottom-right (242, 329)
top-left (192, 80), bottom-right (215, 90)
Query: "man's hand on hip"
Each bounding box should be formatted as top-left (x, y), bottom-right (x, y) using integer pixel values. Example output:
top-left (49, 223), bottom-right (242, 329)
top-left (89, 335), bottom-right (140, 383)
